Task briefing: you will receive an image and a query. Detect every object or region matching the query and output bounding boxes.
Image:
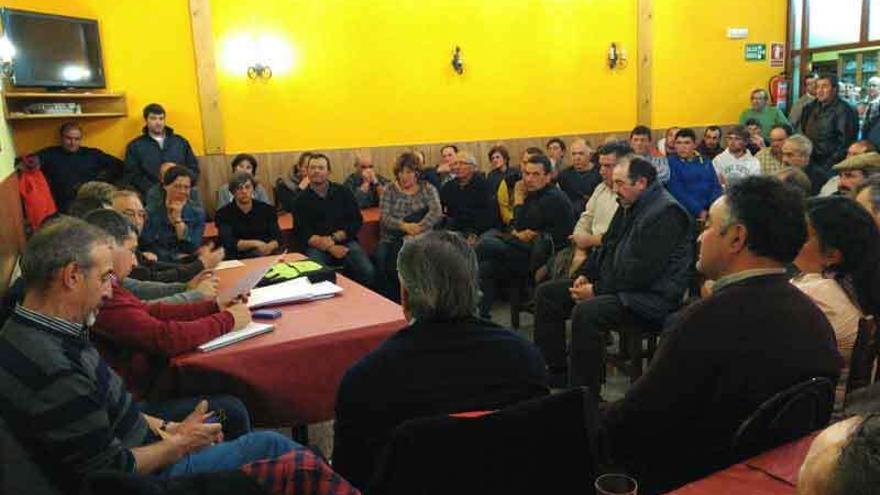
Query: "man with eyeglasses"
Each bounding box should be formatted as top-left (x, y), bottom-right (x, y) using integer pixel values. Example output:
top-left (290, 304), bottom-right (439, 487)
top-left (343, 151), bottom-right (390, 208)
top-left (140, 165), bottom-right (207, 263)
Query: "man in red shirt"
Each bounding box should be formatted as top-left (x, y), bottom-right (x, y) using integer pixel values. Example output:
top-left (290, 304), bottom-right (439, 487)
top-left (84, 209), bottom-right (251, 400)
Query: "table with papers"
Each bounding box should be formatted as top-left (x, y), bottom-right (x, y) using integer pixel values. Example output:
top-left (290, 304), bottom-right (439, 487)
top-left (169, 253), bottom-right (407, 426)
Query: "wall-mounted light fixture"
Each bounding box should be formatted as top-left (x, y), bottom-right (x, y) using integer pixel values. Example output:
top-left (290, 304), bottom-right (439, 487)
top-left (451, 46), bottom-right (464, 75)
top-left (608, 42), bottom-right (627, 70)
top-left (0, 35), bottom-right (16, 81)
top-left (221, 33), bottom-right (294, 81)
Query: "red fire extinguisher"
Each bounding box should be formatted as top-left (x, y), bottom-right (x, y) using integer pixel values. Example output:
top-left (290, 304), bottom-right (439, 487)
top-left (769, 73), bottom-right (789, 112)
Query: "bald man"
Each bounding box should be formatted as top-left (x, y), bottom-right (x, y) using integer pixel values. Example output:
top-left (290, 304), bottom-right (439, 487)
top-left (798, 415), bottom-right (880, 495)
top-left (343, 151), bottom-right (390, 208)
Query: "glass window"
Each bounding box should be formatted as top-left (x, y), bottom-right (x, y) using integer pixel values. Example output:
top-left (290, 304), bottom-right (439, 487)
top-left (808, 0), bottom-right (862, 48)
top-left (792, 0), bottom-right (803, 49)
top-left (791, 55), bottom-right (801, 102)
top-left (870, 0), bottom-right (880, 40)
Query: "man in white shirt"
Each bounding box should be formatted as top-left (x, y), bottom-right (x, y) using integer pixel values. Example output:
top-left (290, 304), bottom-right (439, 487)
top-left (712, 125), bottom-right (760, 187)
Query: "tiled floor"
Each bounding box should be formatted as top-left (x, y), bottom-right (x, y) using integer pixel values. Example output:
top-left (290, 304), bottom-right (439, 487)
top-left (297, 300), bottom-right (635, 458)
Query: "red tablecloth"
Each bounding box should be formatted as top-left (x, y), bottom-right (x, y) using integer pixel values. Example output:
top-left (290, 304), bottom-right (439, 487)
top-left (169, 253), bottom-right (406, 426)
top-left (203, 207), bottom-right (381, 255)
top-left (666, 432), bottom-right (819, 494)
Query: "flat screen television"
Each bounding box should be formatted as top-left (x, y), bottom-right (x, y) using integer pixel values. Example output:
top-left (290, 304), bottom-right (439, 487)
top-left (1, 9), bottom-right (105, 89)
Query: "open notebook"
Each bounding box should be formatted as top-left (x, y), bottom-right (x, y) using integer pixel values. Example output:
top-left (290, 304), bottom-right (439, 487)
top-left (247, 277), bottom-right (343, 309)
top-left (198, 322), bottom-right (274, 352)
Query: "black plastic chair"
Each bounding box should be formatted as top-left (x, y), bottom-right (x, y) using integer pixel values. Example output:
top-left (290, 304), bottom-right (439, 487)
top-left (369, 387), bottom-right (598, 495)
top-left (846, 316), bottom-right (877, 404)
top-left (605, 317), bottom-right (662, 383)
top-left (731, 376), bottom-right (835, 460)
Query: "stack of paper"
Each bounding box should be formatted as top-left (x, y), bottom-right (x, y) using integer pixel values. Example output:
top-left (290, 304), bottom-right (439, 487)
top-left (247, 277), bottom-right (343, 309)
top-left (198, 322), bottom-right (274, 352)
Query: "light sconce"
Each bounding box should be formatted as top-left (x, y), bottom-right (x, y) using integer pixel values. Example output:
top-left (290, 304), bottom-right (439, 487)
top-left (451, 46), bottom-right (464, 75)
top-left (608, 42), bottom-right (627, 70)
top-left (247, 63), bottom-right (272, 81)
top-left (0, 35), bottom-right (16, 80)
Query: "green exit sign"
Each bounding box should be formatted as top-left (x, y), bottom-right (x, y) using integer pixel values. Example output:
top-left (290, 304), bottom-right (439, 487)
top-left (745, 43), bottom-right (767, 61)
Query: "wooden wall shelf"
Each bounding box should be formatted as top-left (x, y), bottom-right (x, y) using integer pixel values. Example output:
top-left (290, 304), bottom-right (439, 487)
top-left (3, 91), bottom-right (127, 121)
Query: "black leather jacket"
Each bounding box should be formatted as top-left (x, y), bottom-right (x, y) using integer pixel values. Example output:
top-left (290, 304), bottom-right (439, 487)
top-left (799, 97), bottom-right (858, 169)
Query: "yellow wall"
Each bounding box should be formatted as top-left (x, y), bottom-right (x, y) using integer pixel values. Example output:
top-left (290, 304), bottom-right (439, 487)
top-left (2, 0), bottom-right (204, 156)
top-left (0, 95), bottom-right (14, 178)
top-left (209, 0), bottom-right (638, 153)
top-left (652, 0), bottom-right (788, 128)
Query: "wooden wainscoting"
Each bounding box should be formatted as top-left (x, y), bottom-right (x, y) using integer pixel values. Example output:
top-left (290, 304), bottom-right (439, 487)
top-left (196, 125), bottom-right (727, 215)
top-left (0, 173), bottom-right (25, 295)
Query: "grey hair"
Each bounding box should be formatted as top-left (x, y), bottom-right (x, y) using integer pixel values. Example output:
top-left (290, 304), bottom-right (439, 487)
top-left (787, 134), bottom-right (813, 158)
top-left (228, 171), bottom-right (256, 194)
top-left (21, 216), bottom-right (112, 291)
top-left (76, 181), bottom-right (116, 204)
top-left (396, 230), bottom-right (479, 320)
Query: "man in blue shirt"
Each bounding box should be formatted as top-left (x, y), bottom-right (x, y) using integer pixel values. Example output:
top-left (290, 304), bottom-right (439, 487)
top-left (666, 128), bottom-right (723, 221)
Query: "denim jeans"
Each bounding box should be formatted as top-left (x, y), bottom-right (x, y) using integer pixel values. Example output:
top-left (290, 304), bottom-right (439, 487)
top-left (157, 431), bottom-right (302, 478)
top-left (140, 395), bottom-right (252, 440)
top-left (305, 241), bottom-right (375, 288)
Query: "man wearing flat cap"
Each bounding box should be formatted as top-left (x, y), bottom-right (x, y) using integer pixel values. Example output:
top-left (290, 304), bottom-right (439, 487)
top-left (832, 151), bottom-right (880, 196)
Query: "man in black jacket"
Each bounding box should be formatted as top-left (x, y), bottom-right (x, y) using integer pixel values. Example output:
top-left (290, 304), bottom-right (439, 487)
top-left (124, 103), bottom-right (199, 196)
top-left (475, 154), bottom-right (574, 319)
top-left (533, 156), bottom-right (692, 392)
top-left (800, 74), bottom-right (859, 169)
top-left (600, 176), bottom-right (841, 493)
top-left (333, 231), bottom-right (547, 489)
top-left (440, 151), bottom-right (495, 243)
top-left (37, 122), bottom-right (124, 212)
top-left (293, 153), bottom-right (375, 287)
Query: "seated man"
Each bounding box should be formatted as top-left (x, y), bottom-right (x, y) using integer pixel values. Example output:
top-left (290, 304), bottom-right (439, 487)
top-left (86, 209), bottom-right (252, 400)
top-left (798, 415), bottom-right (880, 495)
top-left (820, 140), bottom-right (876, 196)
top-left (293, 153), bottom-right (375, 287)
top-left (546, 137), bottom-right (567, 171)
top-left (696, 125), bottom-right (724, 161)
top-left (534, 156), bottom-right (691, 391)
top-left (37, 122), bottom-right (124, 213)
top-left (557, 138), bottom-right (601, 213)
top-left (113, 189), bottom-right (224, 284)
top-left (343, 151), bottom-right (390, 208)
top-left (712, 125), bottom-right (760, 187)
top-left (667, 127), bottom-right (724, 220)
top-left (440, 151), bottom-right (495, 243)
top-left (601, 176), bottom-right (841, 493)
top-left (333, 231), bottom-right (548, 489)
top-left (0, 217), bottom-right (300, 489)
top-left (629, 125), bottom-right (669, 183)
top-left (756, 124), bottom-right (793, 175)
top-left (124, 103), bottom-right (200, 197)
top-left (782, 134), bottom-right (830, 196)
top-left (140, 165), bottom-right (207, 262)
top-left (547, 141), bottom-right (630, 280)
top-left (832, 151), bottom-right (880, 196)
top-left (145, 161), bottom-right (201, 208)
top-left (216, 153), bottom-right (271, 208)
top-left (215, 172), bottom-right (282, 259)
top-left (475, 154), bottom-right (574, 319)
top-left (422, 144), bottom-right (457, 190)
top-left (745, 118), bottom-right (769, 155)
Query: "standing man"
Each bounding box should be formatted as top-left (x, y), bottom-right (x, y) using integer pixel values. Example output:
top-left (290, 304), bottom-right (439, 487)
top-left (863, 76), bottom-right (880, 145)
top-left (790, 73), bottom-right (818, 129)
top-left (696, 126), bottom-right (724, 161)
top-left (557, 138), bottom-right (601, 213)
top-left (293, 153), bottom-right (375, 287)
top-left (800, 74), bottom-right (859, 169)
top-left (739, 88), bottom-right (790, 140)
top-left (124, 103), bottom-right (199, 196)
top-left (712, 125), bottom-right (760, 186)
top-left (756, 124), bottom-right (792, 175)
top-left (37, 122), bottom-right (124, 212)
top-left (343, 151), bottom-right (390, 208)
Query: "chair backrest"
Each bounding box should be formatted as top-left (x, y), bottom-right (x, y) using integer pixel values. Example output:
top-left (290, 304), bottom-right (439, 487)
top-left (847, 316), bottom-right (877, 401)
top-left (0, 416), bottom-right (63, 495)
top-left (731, 377), bottom-right (835, 460)
top-left (369, 387), bottom-right (598, 495)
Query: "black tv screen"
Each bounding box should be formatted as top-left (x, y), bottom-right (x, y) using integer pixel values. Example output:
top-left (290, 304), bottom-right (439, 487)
top-left (2, 9), bottom-right (105, 89)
